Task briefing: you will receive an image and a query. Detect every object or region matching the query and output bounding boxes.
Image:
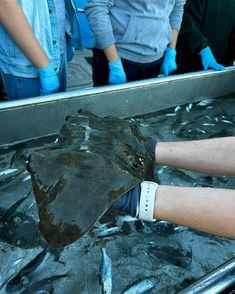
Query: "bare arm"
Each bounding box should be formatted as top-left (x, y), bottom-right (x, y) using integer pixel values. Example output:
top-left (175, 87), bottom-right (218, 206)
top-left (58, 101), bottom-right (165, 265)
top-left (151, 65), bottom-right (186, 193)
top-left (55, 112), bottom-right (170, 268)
top-left (0, 0), bottom-right (49, 69)
top-left (155, 185), bottom-right (235, 239)
top-left (168, 29), bottom-right (179, 49)
top-left (103, 44), bottom-right (119, 62)
top-left (155, 137), bottom-right (235, 176)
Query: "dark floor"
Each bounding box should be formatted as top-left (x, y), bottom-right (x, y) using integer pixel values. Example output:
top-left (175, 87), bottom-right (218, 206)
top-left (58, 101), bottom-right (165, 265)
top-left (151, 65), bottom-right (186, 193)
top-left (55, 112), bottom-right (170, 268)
top-left (67, 49), bottom-right (93, 91)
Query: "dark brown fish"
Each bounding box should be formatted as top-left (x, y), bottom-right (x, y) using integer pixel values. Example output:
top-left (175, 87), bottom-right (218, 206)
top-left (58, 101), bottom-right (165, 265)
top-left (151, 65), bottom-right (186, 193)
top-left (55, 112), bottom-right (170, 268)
top-left (28, 110), bottom-right (154, 249)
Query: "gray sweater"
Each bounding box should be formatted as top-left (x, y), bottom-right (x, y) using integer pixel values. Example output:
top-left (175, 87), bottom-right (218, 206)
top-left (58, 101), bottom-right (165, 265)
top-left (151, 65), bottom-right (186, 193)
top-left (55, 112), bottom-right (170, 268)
top-left (85, 0), bottom-right (186, 63)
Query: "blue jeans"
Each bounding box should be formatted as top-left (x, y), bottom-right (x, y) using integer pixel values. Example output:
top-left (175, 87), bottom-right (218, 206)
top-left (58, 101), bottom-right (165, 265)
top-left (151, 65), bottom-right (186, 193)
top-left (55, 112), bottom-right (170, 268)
top-left (0, 53), bottom-right (67, 100)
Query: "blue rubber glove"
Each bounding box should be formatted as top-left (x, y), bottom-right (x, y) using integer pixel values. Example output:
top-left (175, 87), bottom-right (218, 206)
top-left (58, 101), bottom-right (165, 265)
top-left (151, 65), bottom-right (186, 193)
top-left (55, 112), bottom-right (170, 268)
top-left (108, 59), bottom-right (127, 85)
top-left (38, 62), bottom-right (60, 95)
top-left (199, 47), bottom-right (225, 71)
top-left (161, 48), bottom-right (177, 76)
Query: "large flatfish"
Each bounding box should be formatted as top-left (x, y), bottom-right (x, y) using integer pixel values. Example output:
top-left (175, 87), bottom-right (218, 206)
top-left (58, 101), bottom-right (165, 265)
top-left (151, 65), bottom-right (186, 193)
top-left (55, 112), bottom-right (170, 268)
top-left (28, 110), bottom-right (154, 248)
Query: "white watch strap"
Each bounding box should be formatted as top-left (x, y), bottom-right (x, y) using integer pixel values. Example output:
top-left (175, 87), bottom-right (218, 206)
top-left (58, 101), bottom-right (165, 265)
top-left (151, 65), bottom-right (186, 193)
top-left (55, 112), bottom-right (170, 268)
top-left (138, 181), bottom-right (158, 222)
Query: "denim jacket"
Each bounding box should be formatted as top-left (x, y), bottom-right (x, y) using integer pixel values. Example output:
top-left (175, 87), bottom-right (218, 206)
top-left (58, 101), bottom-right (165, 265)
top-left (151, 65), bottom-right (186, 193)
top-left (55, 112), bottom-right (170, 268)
top-left (0, 0), bottom-right (82, 78)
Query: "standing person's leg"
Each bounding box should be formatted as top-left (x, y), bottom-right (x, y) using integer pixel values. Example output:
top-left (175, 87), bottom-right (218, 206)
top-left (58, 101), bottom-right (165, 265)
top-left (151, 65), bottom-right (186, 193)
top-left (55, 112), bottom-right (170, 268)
top-left (92, 51), bottom-right (139, 85)
top-left (155, 137), bottom-right (235, 176)
top-left (0, 74), bottom-right (6, 101)
top-left (92, 48), bottom-right (109, 86)
top-left (57, 52), bottom-right (68, 92)
top-left (176, 35), bottom-right (203, 73)
top-left (122, 59), bottom-right (162, 82)
top-left (0, 73), bottom-right (41, 100)
top-left (139, 59), bottom-right (162, 80)
top-left (121, 59), bottom-right (139, 82)
top-left (0, 54), bottom-right (66, 100)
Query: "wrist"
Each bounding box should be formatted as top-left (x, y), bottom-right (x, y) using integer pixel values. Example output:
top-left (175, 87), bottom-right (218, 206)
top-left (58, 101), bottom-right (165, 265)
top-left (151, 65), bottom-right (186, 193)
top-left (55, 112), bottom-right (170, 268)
top-left (37, 60), bottom-right (50, 70)
top-left (165, 47), bottom-right (177, 55)
top-left (138, 181), bottom-right (158, 222)
top-left (108, 58), bottom-right (123, 69)
top-left (109, 58), bottom-right (121, 64)
top-left (199, 46), bottom-right (210, 57)
top-left (38, 62), bottom-right (55, 77)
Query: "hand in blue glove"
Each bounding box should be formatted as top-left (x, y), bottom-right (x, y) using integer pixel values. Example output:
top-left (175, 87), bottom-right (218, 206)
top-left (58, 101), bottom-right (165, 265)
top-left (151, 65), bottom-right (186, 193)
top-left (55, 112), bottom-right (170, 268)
top-left (199, 47), bottom-right (225, 71)
top-left (108, 58), bottom-right (127, 85)
top-left (38, 62), bottom-right (60, 95)
top-left (161, 47), bottom-right (177, 76)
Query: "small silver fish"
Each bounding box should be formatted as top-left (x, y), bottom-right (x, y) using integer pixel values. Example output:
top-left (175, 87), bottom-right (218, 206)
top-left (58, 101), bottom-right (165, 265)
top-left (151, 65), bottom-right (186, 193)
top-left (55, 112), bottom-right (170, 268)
top-left (174, 225), bottom-right (187, 232)
top-left (192, 128), bottom-right (206, 134)
top-left (156, 166), bottom-right (167, 175)
top-left (97, 227), bottom-right (121, 238)
top-left (197, 98), bottom-right (214, 106)
top-left (5, 248), bottom-right (47, 293)
top-left (22, 175), bottom-right (31, 182)
top-left (20, 272), bottom-right (70, 294)
top-left (203, 123), bottom-right (215, 126)
top-left (12, 258), bottom-right (24, 267)
top-left (174, 106), bottom-right (181, 112)
top-left (100, 248), bottom-right (112, 294)
top-left (186, 103), bottom-right (193, 112)
top-left (180, 121), bottom-right (189, 125)
top-left (165, 113), bottom-right (177, 117)
top-left (0, 168), bottom-right (18, 176)
top-left (221, 119), bottom-right (233, 124)
top-left (122, 279), bottom-right (155, 294)
top-left (116, 215), bottom-right (138, 223)
top-left (0, 269), bottom-right (17, 291)
top-left (0, 192), bottom-right (30, 224)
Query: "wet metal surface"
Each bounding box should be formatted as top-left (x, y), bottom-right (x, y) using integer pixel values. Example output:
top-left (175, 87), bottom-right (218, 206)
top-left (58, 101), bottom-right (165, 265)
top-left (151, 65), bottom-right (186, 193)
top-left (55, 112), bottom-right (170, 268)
top-left (0, 96), bottom-right (235, 293)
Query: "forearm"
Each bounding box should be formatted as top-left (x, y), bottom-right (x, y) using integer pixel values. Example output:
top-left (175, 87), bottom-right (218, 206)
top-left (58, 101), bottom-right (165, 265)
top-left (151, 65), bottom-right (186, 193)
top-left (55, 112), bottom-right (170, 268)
top-left (0, 0), bottom-right (49, 69)
top-left (168, 29), bottom-right (179, 48)
top-left (155, 137), bottom-right (235, 176)
top-left (103, 44), bottom-right (119, 63)
top-left (154, 185), bottom-right (235, 239)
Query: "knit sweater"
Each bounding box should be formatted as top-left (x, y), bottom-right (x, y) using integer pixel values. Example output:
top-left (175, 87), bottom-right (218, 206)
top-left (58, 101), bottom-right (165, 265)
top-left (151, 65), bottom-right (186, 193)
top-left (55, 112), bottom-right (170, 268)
top-left (85, 0), bottom-right (186, 63)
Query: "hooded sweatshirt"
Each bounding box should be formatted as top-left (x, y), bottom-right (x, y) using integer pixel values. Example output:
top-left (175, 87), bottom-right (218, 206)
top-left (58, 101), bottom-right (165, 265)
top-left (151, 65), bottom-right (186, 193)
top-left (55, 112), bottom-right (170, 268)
top-left (85, 0), bottom-right (186, 63)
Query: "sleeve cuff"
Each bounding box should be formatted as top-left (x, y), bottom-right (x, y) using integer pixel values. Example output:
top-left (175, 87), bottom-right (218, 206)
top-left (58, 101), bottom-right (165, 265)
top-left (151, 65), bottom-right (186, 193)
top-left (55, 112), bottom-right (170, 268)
top-left (94, 33), bottom-right (116, 50)
top-left (170, 19), bottom-right (182, 31)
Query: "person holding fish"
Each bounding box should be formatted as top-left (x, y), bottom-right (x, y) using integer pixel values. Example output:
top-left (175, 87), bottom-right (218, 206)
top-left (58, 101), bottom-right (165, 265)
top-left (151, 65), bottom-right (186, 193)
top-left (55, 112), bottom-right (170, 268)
top-left (0, 0), bottom-right (82, 100)
top-left (85, 0), bottom-right (186, 86)
top-left (112, 136), bottom-right (235, 240)
top-left (176, 0), bottom-right (235, 73)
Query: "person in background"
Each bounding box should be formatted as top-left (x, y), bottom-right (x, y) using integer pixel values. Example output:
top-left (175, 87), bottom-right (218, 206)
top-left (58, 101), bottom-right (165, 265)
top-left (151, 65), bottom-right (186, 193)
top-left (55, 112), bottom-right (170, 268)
top-left (176, 0), bottom-right (235, 73)
top-left (0, 77), bottom-right (4, 101)
top-left (112, 137), bottom-right (235, 240)
top-left (0, 0), bottom-right (82, 100)
top-left (85, 0), bottom-right (186, 86)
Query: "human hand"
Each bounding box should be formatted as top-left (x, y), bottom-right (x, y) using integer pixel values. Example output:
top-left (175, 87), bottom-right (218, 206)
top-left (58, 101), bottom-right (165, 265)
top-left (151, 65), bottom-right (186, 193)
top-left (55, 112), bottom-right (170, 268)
top-left (199, 47), bottom-right (225, 71)
top-left (161, 48), bottom-right (177, 76)
top-left (38, 62), bottom-right (60, 95)
top-left (108, 59), bottom-right (127, 85)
